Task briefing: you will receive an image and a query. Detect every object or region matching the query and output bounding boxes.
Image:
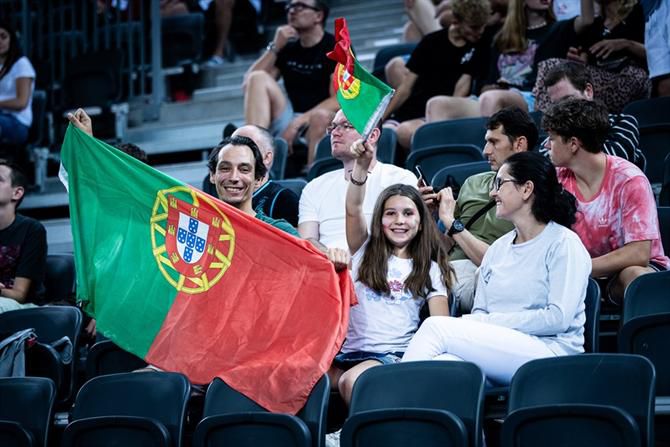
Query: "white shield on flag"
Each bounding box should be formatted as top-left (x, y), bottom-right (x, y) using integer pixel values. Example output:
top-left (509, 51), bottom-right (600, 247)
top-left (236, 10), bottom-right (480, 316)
top-left (176, 212), bottom-right (209, 264)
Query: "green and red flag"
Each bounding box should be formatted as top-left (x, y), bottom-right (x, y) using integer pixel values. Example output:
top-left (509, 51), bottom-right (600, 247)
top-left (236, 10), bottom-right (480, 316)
top-left (60, 125), bottom-right (354, 413)
top-left (327, 17), bottom-right (394, 140)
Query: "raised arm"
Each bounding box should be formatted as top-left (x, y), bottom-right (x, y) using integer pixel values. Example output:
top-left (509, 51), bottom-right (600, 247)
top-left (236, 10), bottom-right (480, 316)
top-left (573, 0), bottom-right (595, 34)
top-left (345, 139), bottom-right (375, 254)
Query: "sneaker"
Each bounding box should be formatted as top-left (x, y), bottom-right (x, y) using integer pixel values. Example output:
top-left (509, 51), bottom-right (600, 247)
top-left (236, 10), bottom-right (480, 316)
top-left (325, 429), bottom-right (341, 447)
top-left (204, 55), bottom-right (225, 67)
top-left (222, 123), bottom-right (237, 139)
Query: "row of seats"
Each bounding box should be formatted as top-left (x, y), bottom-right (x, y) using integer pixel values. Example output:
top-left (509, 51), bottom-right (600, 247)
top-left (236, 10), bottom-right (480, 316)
top-left (0, 353), bottom-right (658, 447)
top-left (1, 267), bottom-right (669, 445)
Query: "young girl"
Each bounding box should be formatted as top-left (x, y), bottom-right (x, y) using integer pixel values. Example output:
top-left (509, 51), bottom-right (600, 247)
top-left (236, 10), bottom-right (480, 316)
top-left (402, 151), bottom-right (592, 385)
top-left (327, 137), bottom-right (452, 405)
top-left (0, 21), bottom-right (35, 146)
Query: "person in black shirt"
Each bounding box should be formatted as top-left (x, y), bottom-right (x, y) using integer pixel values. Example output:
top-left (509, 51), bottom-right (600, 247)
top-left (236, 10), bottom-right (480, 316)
top-left (243, 0), bottom-right (337, 168)
top-left (381, 0), bottom-right (492, 151)
top-left (0, 160), bottom-right (46, 314)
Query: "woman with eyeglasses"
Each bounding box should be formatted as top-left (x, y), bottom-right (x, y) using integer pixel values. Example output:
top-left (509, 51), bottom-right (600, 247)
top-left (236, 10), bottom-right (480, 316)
top-left (402, 151), bottom-right (591, 385)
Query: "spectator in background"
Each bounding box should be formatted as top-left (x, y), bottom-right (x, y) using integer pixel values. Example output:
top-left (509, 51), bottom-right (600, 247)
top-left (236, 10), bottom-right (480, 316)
top-left (535, 0), bottom-right (650, 113)
top-left (536, 62), bottom-right (644, 169)
top-left (382, 0), bottom-right (492, 151)
top-left (0, 21), bottom-right (35, 148)
top-left (232, 125), bottom-right (299, 226)
top-left (299, 109), bottom-right (416, 250)
top-left (431, 107), bottom-right (537, 314)
top-left (404, 151), bottom-right (591, 385)
top-left (423, 0), bottom-right (593, 121)
top-left (0, 159), bottom-right (46, 314)
top-left (403, 0), bottom-right (443, 42)
top-left (641, 0), bottom-right (670, 96)
top-left (544, 98), bottom-right (669, 305)
top-left (243, 0), bottom-right (337, 169)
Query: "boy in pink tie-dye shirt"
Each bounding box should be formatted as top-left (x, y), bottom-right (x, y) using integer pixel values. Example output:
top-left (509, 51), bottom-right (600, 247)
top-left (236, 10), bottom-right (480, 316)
top-left (543, 98), bottom-right (669, 304)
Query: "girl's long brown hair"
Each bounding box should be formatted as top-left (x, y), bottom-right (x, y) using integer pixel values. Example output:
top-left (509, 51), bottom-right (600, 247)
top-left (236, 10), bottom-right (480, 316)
top-left (494, 0), bottom-right (556, 53)
top-left (358, 184), bottom-right (454, 299)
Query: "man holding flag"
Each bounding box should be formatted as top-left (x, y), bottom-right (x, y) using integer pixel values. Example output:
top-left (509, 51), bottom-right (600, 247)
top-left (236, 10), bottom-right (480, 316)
top-left (61, 113), bottom-right (354, 414)
top-left (298, 18), bottom-right (417, 250)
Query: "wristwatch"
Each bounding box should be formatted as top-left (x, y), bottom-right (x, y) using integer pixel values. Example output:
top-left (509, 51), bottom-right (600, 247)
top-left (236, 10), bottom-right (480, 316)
top-left (447, 219), bottom-right (465, 237)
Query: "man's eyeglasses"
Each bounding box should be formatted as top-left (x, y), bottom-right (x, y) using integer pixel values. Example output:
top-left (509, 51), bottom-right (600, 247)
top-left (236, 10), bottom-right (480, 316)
top-left (285, 2), bottom-right (320, 13)
top-left (491, 177), bottom-right (517, 192)
top-left (326, 122), bottom-right (356, 134)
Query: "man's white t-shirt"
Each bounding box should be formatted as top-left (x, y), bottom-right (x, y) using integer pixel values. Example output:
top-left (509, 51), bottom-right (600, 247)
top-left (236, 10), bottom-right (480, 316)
top-left (299, 161), bottom-right (417, 249)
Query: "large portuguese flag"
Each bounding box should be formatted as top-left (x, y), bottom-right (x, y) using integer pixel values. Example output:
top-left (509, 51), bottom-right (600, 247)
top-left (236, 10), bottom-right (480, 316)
top-left (60, 125), bottom-right (354, 413)
top-left (327, 17), bottom-right (394, 140)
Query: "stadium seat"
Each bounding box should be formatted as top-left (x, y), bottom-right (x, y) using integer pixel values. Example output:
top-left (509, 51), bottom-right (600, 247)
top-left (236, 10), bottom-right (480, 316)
top-left (371, 43), bottom-right (417, 84)
top-left (0, 377), bottom-right (56, 447)
top-left (307, 158), bottom-right (341, 181)
top-left (405, 145), bottom-right (485, 184)
top-left (637, 124), bottom-right (670, 184)
top-left (623, 97), bottom-right (670, 127)
top-left (271, 138), bottom-right (289, 180)
top-left (161, 14), bottom-right (204, 69)
top-left (502, 354), bottom-right (655, 447)
top-left (342, 361), bottom-right (485, 447)
top-left (61, 48), bottom-right (128, 142)
top-left (0, 306), bottom-right (82, 406)
top-left (44, 254), bottom-right (75, 304)
top-left (485, 278), bottom-right (601, 419)
top-left (192, 375), bottom-right (329, 447)
top-left (619, 270), bottom-right (670, 416)
top-left (657, 207), bottom-right (670, 254)
top-left (315, 128), bottom-right (397, 165)
top-left (275, 179), bottom-right (308, 199)
top-left (85, 340), bottom-right (147, 379)
top-left (411, 117), bottom-right (488, 152)
top-left (430, 161), bottom-right (490, 192)
top-left (62, 372), bottom-right (191, 447)
top-left (660, 155), bottom-right (670, 207)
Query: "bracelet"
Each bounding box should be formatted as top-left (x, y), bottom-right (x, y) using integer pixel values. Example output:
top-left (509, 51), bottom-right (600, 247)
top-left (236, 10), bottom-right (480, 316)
top-left (266, 42), bottom-right (278, 55)
top-left (350, 175), bottom-right (367, 186)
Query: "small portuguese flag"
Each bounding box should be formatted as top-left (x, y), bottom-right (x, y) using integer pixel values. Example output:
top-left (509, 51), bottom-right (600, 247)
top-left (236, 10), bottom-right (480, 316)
top-left (327, 17), bottom-right (394, 140)
top-left (60, 125), bottom-right (355, 413)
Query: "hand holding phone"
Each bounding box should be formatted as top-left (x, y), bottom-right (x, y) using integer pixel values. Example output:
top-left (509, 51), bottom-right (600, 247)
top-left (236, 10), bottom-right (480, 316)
top-left (415, 166), bottom-right (429, 188)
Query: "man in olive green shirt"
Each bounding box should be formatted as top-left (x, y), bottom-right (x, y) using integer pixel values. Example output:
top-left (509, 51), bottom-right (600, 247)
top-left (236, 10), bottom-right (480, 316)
top-left (434, 107), bottom-right (538, 313)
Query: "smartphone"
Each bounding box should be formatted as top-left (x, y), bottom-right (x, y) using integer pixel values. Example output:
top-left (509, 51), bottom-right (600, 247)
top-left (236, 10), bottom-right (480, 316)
top-left (415, 166), bottom-right (429, 187)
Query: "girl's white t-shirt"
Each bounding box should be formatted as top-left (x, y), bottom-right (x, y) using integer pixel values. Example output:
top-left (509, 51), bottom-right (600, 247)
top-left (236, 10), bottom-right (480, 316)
top-left (342, 244), bottom-right (448, 354)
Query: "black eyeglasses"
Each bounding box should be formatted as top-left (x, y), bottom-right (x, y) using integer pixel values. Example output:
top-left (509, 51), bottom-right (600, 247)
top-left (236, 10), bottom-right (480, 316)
top-left (491, 177), bottom-right (517, 192)
top-left (326, 121), bottom-right (356, 135)
top-left (285, 2), bottom-right (320, 13)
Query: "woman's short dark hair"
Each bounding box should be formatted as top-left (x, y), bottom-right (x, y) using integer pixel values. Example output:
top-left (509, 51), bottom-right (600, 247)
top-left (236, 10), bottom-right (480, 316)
top-left (503, 151), bottom-right (577, 227)
top-left (208, 136), bottom-right (267, 181)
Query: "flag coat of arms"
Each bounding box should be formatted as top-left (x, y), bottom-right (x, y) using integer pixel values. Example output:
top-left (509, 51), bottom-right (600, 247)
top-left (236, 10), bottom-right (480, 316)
top-left (327, 17), bottom-right (394, 139)
top-left (61, 125), bottom-right (354, 413)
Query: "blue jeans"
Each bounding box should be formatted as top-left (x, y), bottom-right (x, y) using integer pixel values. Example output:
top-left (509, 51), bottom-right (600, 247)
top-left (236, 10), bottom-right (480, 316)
top-left (0, 112), bottom-right (29, 145)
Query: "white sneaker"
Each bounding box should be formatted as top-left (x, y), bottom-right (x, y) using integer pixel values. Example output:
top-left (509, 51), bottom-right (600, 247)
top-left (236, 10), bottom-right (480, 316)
top-left (204, 55), bottom-right (225, 67)
top-left (325, 429), bottom-right (341, 447)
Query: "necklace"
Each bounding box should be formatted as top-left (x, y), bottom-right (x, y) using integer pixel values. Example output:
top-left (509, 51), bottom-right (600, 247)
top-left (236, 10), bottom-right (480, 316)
top-left (527, 20), bottom-right (547, 30)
